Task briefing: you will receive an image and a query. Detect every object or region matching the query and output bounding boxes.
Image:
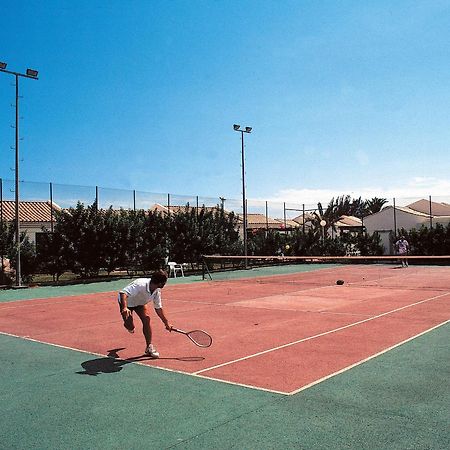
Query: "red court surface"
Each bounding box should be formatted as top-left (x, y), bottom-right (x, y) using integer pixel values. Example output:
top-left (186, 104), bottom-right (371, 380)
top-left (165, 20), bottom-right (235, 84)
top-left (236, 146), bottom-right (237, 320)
top-left (1, 265), bottom-right (449, 395)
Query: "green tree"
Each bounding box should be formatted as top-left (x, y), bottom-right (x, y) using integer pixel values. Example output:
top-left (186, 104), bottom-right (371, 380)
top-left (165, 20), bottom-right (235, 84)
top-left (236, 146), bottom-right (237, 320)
top-left (36, 227), bottom-right (68, 281)
top-left (7, 230), bottom-right (37, 283)
top-left (402, 223), bottom-right (450, 256)
top-left (138, 210), bottom-right (169, 272)
top-left (365, 197), bottom-right (388, 215)
top-left (101, 207), bottom-right (128, 274)
top-left (54, 202), bottom-right (105, 277)
top-left (0, 220), bottom-right (14, 284)
top-left (168, 205), bottom-right (241, 265)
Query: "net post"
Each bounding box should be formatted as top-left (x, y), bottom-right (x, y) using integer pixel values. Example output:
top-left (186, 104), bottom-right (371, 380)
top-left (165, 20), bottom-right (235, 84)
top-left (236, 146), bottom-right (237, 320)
top-left (202, 255), bottom-right (213, 281)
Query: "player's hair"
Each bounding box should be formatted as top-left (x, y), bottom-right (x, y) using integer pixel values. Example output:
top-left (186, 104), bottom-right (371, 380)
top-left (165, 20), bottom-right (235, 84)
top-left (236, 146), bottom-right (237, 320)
top-left (151, 269), bottom-right (168, 285)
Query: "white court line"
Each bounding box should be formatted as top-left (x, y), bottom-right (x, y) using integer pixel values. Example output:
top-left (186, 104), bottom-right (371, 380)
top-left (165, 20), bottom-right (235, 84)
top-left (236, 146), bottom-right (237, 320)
top-left (193, 291), bottom-right (450, 375)
top-left (1, 311), bottom-right (449, 398)
top-left (0, 330), bottom-right (287, 395)
top-left (288, 319), bottom-right (449, 395)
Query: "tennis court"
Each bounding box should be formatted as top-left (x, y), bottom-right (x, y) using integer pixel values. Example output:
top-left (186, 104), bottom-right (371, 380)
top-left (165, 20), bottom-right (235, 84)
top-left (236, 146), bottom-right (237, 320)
top-left (1, 260), bottom-right (449, 449)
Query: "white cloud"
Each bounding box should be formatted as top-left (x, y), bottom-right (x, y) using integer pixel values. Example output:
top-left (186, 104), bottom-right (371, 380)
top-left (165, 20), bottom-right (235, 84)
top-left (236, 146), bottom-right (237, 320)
top-left (261, 177), bottom-right (450, 207)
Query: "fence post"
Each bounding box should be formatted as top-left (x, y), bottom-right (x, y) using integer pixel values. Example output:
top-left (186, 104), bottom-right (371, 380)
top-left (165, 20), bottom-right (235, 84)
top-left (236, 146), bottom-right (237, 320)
top-left (393, 197), bottom-right (397, 242)
top-left (429, 195), bottom-right (433, 229)
top-left (49, 182), bottom-right (54, 232)
top-left (302, 204), bottom-right (305, 234)
top-left (0, 178), bottom-right (2, 223)
top-left (265, 201), bottom-right (268, 231)
top-left (0, 178), bottom-right (3, 282)
top-left (49, 182), bottom-right (56, 281)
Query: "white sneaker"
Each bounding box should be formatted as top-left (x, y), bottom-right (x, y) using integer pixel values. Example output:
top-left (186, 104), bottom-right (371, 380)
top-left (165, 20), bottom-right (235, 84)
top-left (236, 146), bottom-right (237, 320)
top-left (145, 344), bottom-right (160, 358)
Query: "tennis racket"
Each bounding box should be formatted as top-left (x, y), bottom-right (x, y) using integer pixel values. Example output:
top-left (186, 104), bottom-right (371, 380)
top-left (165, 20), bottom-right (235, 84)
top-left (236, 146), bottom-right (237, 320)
top-left (171, 327), bottom-right (212, 348)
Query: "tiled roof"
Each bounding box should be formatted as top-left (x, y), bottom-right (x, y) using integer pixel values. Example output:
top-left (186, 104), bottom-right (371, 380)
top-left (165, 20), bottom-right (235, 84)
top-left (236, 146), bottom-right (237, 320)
top-left (149, 203), bottom-right (170, 214)
top-left (407, 199), bottom-right (450, 216)
top-left (245, 213), bottom-right (280, 225)
top-left (0, 201), bottom-right (61, 223)
top-left (274, 219), bottom-right (300, 228)
top-left (292, 212), bottom-right (315, 224)
top-left (168, 205), bottom-right (225, 214)
top-left (149, 203), bottom-right (229, 216)
top-left (335, 215), bottom-right (363, 227)
top-left (236, 213), bottom-right (300, 229)
top-left (373, 205), bottom-right (430, 218)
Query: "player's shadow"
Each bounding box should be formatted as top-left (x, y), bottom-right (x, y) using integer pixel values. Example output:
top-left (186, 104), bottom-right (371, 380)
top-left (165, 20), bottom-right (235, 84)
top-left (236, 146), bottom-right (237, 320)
top-left (76, 348), bottom-right (204, 376)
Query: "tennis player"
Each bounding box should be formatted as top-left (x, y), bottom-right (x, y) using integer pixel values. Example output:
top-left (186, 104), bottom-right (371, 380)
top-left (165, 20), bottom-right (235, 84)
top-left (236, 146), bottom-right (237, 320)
top-left (118, 270), bottom-right (172, 358)
top-left (395, 236), bottom-right (410, 267)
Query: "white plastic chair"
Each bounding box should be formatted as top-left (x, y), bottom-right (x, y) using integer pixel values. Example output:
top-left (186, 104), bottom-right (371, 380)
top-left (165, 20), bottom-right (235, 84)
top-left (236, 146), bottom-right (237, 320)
top-left (168, 262), bottom-right (184, 278)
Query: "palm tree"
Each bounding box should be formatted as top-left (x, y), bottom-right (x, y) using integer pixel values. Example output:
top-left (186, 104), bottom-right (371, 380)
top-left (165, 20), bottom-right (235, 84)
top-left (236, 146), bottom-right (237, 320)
top-left (365, 197), bottom-right (388, 215)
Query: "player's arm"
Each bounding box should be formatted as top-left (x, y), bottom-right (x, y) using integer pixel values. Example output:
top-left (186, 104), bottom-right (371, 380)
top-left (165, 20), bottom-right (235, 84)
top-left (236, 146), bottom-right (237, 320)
top-left (119, 292), bottom-right (131, 318)
top-left (155, 307), bottom-right (172, 331)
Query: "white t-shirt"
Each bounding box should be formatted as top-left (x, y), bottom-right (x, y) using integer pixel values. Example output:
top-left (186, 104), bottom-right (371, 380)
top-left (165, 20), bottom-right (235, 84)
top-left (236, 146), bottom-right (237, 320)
top-left (120, 278), bottom-right (162, 309)
top-left (396, 239), bottom-right (409, 255)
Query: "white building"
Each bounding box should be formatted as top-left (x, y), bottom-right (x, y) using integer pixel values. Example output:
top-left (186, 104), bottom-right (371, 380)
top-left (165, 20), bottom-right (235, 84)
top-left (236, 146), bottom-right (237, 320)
top-left (364, 199), bottom-right (450, 254)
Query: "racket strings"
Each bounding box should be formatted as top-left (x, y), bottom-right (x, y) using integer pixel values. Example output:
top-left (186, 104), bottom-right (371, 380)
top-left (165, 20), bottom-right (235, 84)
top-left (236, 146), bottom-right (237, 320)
top-left (187, 330), bottom-right (212, 347)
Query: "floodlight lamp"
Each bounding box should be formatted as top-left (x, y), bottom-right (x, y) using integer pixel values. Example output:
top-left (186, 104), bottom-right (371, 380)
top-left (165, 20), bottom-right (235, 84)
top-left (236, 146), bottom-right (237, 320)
top-left (26, 68), bottom-right (38, 78)
top-left (0, 62), bottom-right (7, 70)
top-left (245, 127), bottom-right (252, 133)
top-left (233, 124), bottom-right (240, 131)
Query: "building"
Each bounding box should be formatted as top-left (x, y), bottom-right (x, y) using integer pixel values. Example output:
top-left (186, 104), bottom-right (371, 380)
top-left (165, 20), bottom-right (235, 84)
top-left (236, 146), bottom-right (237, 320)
top-left (292, 212), bottom-right (315, 230)
top-left (334, 215), bottom-right (364, 235)
top-left (364, 199), bottom-right (450, 254)
top-left (243, 213), bottom-right (299, 232)
top-left (0, 200), bottom-right (61, 243)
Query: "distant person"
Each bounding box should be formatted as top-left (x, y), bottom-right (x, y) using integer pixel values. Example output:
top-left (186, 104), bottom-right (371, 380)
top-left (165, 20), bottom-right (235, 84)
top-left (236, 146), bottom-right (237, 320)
top-left (117, 270), bottom-right (172, 358)
top-left (395, 236), bottom-right (410, 268)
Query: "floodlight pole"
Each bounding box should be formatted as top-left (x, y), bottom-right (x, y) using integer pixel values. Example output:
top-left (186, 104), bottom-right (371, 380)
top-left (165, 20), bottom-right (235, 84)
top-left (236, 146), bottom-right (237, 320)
top-left (233, 124), bottom-right (252, 268)
top-left (0, 63), bottom-right (39, 287)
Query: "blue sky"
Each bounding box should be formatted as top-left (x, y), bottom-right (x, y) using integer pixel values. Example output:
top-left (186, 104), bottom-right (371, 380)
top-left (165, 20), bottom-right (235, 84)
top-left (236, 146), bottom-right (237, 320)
top-left (1, 0), bottom-right (450, 207)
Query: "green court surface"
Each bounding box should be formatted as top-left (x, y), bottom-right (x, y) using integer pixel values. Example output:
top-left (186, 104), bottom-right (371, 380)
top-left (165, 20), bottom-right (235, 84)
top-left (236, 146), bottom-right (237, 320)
top-left (0, 275), bottom-right (204, 302)
top-left (1, 274), bottom-right (449, 449)
top-left (0, 263), bottom-right (334, 302)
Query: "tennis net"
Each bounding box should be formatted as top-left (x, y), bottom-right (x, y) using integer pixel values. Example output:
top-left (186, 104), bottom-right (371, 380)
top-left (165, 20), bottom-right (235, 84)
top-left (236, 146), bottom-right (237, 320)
top-left (201, 254), bottom-right (450, 292)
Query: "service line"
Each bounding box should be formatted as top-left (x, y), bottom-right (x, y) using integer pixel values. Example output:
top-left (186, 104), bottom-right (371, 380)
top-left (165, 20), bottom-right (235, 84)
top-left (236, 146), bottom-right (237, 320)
top-left (193, 291), bottom-right (450, 375)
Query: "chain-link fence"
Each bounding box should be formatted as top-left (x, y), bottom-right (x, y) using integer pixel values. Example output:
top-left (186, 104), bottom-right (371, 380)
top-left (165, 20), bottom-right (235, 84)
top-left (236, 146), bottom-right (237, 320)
top-left (1, 178), bottom-right (450, 229)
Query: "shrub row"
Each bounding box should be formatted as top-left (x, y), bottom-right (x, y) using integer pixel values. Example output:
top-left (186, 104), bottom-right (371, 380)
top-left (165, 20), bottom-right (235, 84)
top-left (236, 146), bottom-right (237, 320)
top-left (7, 201), bottom-right (450, 284)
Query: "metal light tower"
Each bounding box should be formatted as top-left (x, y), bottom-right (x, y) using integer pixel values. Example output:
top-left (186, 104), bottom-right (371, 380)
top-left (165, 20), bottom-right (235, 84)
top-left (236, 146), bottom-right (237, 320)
top-left (0, 62), bottom-right (39, 287)
top-left (233, 124), bottom-right (252, 266)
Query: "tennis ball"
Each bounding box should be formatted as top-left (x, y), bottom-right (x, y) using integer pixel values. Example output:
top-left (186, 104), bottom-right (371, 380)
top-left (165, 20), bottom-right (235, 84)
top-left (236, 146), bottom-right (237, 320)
top-left (285, 244), bottom-right (290, 250)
